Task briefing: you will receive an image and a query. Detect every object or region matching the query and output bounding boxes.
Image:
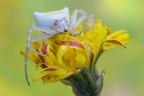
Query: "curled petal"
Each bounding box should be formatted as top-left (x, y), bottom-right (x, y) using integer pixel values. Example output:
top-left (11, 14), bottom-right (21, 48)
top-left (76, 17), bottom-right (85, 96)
top-left (106, 40), bottom-right (126, 48)
top-left (103, 40), bottom-right (126, 50)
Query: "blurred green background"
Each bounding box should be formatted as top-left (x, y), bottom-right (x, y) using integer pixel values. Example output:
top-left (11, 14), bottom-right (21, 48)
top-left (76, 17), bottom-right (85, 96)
top-left (0, 0), bottom-right (143, 96)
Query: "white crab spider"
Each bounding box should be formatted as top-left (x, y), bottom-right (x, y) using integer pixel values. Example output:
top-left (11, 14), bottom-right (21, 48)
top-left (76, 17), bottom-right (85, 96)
top-left (25, 7), bottom-right (95, 85)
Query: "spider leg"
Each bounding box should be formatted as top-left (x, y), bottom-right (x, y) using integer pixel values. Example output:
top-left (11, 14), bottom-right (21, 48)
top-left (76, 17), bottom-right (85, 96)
top-left (25, 25), bottom-right (54, 85)
top-left (25, 26), bottom-right (33, 86)
top-left (70, 9), bottom-right (95, 34)
top-left (31, 33), bottom-right (53, 42)
top-left (82, 14), bottom-right (94, 32)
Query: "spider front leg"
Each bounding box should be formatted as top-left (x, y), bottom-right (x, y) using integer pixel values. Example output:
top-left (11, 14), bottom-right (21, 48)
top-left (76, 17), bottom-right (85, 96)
top-left (70, 9), bottom-right (95, 34)
top-left (25, 25), bottom-right (53, 85)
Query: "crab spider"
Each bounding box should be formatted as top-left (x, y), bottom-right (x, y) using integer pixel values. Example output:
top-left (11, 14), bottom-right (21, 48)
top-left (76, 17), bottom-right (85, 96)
top-left (25, 7), bottom-right (95, 85)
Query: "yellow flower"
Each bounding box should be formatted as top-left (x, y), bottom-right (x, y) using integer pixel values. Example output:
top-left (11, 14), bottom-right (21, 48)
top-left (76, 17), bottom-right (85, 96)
top-left (84, 20), bottom-right (131, 60)
top-left (24, 19), bottom-right (130, 84)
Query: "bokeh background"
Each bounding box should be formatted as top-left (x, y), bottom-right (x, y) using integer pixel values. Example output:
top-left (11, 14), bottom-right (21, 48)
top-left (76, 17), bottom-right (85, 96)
top-left (0, 0), bottom-right (143, 96)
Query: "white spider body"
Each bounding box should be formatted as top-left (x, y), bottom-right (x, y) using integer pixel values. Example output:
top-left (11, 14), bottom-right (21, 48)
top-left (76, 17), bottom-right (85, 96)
top-left (34, 7), bottom-right (70, 33)
top-left (25, 7), bottom-right (95, 85)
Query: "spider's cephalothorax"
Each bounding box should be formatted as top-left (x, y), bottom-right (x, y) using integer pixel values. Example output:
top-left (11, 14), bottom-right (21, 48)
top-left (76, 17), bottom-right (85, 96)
top-left (25, 7), bottom-right (95, 85)
top-left (53, 17), bottom-right (69, 32)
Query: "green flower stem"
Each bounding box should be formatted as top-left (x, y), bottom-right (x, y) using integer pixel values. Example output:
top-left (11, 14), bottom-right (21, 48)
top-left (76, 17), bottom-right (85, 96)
top-left (90, 49), bottom-right (103, 82)
top-left (66, 68), bottom-right (103, 96)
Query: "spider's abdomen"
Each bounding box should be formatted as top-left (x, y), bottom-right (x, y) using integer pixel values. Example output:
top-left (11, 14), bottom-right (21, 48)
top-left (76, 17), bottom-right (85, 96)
top-left (34, 7), bottom-right (70, 32)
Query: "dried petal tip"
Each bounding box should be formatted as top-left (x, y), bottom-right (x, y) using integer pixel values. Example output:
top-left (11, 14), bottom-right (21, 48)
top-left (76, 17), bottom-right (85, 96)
top-left (105, 40), bottom-right (126, 49)
top-left (41, 43), bottom-right (49, 55)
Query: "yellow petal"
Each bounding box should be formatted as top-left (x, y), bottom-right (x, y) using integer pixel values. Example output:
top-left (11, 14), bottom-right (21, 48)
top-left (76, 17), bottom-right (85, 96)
top-left (29, 52), bottom-right (41, 64)
top-left (20, 50), bottom-right (41, 64)
top-left (62, 48), bottom-right (77, 70)
top-left (75, 54), bottom-right (86, 67)
top-left (57, 45), bottom-right (69, 67)
top-left (106, 30), bottom-right (131, 43)
top-left (33, 68), bottom-right (73, 83)
top-left (95, 19), bottom-right (102, 27)
top-left (31, 41), bottom-right (42, 50)
top-left (76, 24), bottom-right (83, 32)
top-left (103, 30), bottom-right (131, 50)
top-left (86, 20), bottom-right (109, 44)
